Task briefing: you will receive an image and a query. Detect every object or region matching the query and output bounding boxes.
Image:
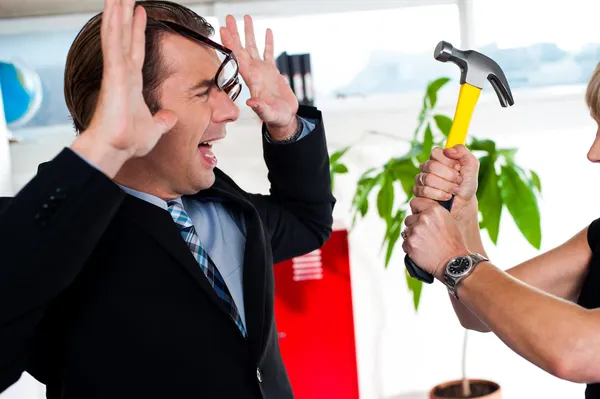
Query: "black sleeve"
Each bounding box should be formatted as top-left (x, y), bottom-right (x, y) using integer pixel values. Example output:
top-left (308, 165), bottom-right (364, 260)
top-left (249, 105), bottom-right (336, 264)
top-left (0, 148), bottom-right (125, 393)
top-left (588, 217), bottom-right (600, 251)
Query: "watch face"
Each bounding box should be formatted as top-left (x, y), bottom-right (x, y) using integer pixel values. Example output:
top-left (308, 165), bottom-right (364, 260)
top-left (447, 256), bottom-right (473, 277)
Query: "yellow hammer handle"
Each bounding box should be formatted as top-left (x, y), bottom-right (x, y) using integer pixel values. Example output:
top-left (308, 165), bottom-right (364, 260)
top-left (444, 83), bottom-right (482, 149)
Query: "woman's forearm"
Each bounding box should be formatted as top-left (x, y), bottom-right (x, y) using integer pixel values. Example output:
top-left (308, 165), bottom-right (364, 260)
top-left (449, 294), bottom-right (491, 332)
top-left (449, 199), bottom-right (491, 331)
top-left (458, 261), bottom-right (600, 382)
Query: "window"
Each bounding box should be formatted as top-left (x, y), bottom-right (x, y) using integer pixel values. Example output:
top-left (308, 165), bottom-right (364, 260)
top-left (471, 0), bottom-right (600, 89)
top-left (233, 4), bottom-right (460, 102)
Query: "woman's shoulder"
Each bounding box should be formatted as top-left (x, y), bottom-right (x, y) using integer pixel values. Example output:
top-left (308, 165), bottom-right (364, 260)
top-left (588, 217), bottom-right (600, 251)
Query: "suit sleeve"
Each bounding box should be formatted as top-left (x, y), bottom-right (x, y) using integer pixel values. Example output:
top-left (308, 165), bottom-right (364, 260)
top-left (249, 105), bottom-right (336, 264)
top-left (0, 148), bottom-right (125, 392)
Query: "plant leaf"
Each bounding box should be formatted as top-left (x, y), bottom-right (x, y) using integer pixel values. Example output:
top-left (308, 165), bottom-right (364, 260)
top-left (333, 164), bottom-right (349, 174)
top-left (530, 170), bottom-right (542, 194)
top-left (330, 172), bottom-right (335, 191)
top-left (499, 165), bottom-right (542, 249)
top-left (350, 171), bottom-right (381, 227)
top-left (377, 174), bottom-right (394, 222)
top-left (384, 209), bottom-right (406, 267)
top-left (469, 138), bottom-right (496, 153)
top-left (405, 269), bottom-right (423, 311)
top-left (426, 77), bottom-right (451, 108)
top-left (498, 148), bottom-right (518, 161)
top-left (388, 158), bottom-right (420, 199)
top-left (477, 155), bottom-right (502, 244)
top-left (330, 146), bottom-right (350, 164)
top-left (396, 143), bottom-right (426, 162)
top-left (413, 108), bottom-right (427, 140)
top-left (434, 114), bottom-right (453, 137)
top-left (416, 125), bottom-right (434, 163)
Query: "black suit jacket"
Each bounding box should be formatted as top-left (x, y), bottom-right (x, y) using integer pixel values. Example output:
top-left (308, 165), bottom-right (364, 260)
top-left (0, 105), bottom-right (335, 399)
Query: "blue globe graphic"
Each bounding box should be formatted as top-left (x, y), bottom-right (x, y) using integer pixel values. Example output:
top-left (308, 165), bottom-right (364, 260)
top-left (0, 60), bottom-right (43, 129)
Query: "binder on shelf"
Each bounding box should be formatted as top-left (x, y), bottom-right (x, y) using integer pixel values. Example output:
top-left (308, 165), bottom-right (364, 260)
top-left (275, 52), bottom-right (292, 89)
top-left (275, 52), bottom-right (315, 106)
top-left (290, 55), bottom-right (305, 104)
top-left (300, 54), bottom-right (314, 104)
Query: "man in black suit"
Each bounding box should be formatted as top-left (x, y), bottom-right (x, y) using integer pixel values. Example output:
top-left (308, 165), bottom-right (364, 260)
top-left (0, 1), bottom-right (334, 398)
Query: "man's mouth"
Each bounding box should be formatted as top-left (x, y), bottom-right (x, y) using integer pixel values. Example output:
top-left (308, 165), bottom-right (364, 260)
top-left (199, 138), bottom-right (222, 148)
top-left (198, 138), bottom-right (221, 166)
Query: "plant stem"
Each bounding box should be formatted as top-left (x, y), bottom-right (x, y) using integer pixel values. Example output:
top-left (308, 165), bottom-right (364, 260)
top-left (461, 329), bottom-right (471, 397)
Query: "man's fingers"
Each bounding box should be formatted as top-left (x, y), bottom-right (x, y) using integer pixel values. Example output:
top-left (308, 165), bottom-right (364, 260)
top-left (102, 0), bottom-right (124, 76)
top-left (225, 15), bottom-right (245, 54)
top-left (223, 17), bottom-right (252, 71)
top-left (243, 15), bottom-right (260, 59)
top-left (130, 5), bottom-right (147, 71)
top-left (121, 0), bottom-right (135, 54)
top-left (246, 98), bottom-right (267, 111)
top-left (100, 0), bottom-right (113, 61)
top-left (263, 28), bottom-right (274, 63)
top-left (219, 27), bottom-right (234, 53)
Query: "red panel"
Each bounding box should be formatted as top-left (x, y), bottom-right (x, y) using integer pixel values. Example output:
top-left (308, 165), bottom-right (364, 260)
top-left (274, 229), bottom-right (360, 398)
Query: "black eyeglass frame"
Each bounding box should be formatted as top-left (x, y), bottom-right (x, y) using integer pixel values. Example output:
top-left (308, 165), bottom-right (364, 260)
top-left (150, 18), bottom-right (242, 101)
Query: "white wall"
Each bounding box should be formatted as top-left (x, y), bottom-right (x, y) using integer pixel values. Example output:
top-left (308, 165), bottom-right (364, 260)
top-left (3, 85), bottom-right (598, 399)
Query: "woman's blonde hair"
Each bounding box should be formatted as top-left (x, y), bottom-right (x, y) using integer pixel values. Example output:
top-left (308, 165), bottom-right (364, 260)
top-left (586, 62), bottom-right (600, 121)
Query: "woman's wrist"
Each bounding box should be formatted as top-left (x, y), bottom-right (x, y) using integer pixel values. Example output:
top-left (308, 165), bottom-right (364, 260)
top-left (455, 198), bottom-right (479, 225)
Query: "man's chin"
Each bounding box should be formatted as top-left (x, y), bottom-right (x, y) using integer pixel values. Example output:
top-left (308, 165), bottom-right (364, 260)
top-left (194, 171), bottom-right (216, 193)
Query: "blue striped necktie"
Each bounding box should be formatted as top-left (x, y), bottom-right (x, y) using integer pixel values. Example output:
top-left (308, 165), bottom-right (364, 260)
top-left (167, 200), bottom-right (246, 337)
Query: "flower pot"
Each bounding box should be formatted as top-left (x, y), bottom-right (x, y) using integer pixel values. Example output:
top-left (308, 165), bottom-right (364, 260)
top-left (429, 379), bottom-right (501, 399)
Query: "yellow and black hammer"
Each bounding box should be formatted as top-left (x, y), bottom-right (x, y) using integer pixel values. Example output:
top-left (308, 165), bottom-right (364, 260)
top-left (405, 41), bottom-right (515, 284)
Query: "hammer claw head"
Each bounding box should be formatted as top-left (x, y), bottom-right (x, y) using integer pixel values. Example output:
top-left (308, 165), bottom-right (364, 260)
top-left (434, 41), bottom-right (514, 107)
top-left (488, 74), bottom-right (514, 107)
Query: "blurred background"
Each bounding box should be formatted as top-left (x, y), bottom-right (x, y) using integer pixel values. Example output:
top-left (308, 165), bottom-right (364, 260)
top-left (1, 0), bottom-right (599, 398)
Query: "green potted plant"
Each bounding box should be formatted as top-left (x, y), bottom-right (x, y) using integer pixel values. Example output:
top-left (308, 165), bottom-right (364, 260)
top-left (330, 77), bottom-right (543, 398)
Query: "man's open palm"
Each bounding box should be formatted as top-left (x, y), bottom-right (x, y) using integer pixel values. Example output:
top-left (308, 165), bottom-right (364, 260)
top-left (220, 15), bottom-right (298, 128)
top-left (87, 0), bottom-right (177, 158)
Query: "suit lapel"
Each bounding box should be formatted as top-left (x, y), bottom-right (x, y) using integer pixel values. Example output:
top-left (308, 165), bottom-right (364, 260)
top-left (240, 210), bottom-right (269, 357)
top-left (194, 172), bottom-right (268, 357)
top-left (119, 171), bottom-right (269, 355)
top-left (120, 195), bottom-right (234, 326)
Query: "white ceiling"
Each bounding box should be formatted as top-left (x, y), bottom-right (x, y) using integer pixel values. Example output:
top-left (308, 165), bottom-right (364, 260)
top-left (0, 0), bottom-right (454, 19)
top-left (0, 0), bottom-right (239, 19)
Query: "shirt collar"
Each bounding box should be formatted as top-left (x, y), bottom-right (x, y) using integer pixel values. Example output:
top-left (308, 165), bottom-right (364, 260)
top-left (118, 184), bottom-right (179, 211)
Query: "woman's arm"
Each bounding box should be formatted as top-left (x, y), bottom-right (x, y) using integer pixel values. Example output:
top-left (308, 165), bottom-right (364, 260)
top-left (403, 197), bottom-right (600, 383)
top-left (457, 260), bottom-right (600, 383)
top-left (450, 200), bottom-right (593, 332)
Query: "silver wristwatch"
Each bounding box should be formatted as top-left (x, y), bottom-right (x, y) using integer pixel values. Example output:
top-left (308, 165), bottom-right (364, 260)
top-left (443, 253), bottom-right (489, 299)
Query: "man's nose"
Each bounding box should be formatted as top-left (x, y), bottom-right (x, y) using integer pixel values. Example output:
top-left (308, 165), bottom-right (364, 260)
top-left (211, 89), bottom-right (240, 124)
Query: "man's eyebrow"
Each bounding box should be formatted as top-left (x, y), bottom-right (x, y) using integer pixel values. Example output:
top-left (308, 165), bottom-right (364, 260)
top-left (187, 78), bottom-right (215, 93)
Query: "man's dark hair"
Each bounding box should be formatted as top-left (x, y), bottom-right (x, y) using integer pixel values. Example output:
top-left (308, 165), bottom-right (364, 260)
top-left (64, 0), bottom-right (214, 133)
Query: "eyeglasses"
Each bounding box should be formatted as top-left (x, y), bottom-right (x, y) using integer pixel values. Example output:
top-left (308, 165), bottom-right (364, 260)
top-left (151, 19), bottom-right (242, 101)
